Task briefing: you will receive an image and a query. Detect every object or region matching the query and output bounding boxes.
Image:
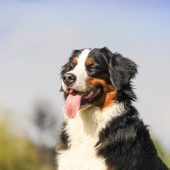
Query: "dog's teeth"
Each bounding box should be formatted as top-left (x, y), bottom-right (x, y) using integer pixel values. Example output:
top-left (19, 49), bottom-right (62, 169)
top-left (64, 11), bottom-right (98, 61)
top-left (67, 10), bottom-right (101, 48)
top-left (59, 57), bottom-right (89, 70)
top-left (88, 91), bottom-right (94, 97)
top-left (85, 91), bottom-right (94, 99)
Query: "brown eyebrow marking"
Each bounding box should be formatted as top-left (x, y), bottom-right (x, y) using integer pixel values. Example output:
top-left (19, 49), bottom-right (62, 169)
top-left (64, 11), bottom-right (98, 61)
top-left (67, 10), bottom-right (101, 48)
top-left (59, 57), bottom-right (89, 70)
top-left (85, 57), bottom-right (94, 66)
top-left (71, 57), bottom-right (78, 65)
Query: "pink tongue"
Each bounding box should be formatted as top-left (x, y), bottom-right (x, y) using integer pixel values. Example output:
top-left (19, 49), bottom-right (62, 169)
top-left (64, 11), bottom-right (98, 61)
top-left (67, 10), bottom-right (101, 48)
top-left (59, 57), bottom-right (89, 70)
top-left (64, 94), bottom-right (82, 118)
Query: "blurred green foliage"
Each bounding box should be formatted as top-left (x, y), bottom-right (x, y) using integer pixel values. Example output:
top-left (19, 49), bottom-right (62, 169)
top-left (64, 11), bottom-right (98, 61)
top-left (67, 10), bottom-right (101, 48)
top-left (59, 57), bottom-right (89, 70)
top-left (0, 119), bottom-right (55, 170)
top-left (152, 136), bottom-right (170, 167)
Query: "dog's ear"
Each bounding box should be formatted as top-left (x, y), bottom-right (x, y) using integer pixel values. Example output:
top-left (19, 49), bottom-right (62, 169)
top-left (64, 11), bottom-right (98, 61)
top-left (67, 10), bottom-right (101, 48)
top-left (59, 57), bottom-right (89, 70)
top-left (61, 62), bottom-right (69, 78)
top-left (101, 47), bottom-right (137, 90)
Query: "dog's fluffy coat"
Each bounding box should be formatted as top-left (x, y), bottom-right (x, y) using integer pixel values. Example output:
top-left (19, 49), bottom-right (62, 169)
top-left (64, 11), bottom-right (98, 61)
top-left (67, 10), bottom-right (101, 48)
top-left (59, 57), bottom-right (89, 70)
top-left (56, 47), bottom-right (168, 170)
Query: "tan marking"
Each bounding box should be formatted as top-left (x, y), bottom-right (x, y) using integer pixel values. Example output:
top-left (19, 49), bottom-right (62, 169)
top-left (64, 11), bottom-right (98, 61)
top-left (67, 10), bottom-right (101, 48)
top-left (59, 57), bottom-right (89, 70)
top-left (71, 57), bottom-right (78, 65)
top-left (68, 88), bottom-right (74, 94)
top-left (86, 77), bottom-right (117, 109)
top-left (104, 90), bottom-right (117, 106)
top-left (85, 57), bottom-right (94, 66)
top-left (86, 77), bottom-right (114, 91)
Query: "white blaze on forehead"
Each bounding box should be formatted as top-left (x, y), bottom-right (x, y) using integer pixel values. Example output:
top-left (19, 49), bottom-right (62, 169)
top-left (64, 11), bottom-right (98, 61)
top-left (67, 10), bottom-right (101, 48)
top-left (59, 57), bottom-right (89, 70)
top-left (75, 48), bottom-right (91, 71)
top-left (68, 48), bottom-right (91, 92)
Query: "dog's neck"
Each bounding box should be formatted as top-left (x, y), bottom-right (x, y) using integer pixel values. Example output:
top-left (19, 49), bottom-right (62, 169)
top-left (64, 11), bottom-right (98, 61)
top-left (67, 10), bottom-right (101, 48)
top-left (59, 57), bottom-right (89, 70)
top-left (65, 102), bottom-right (125, 141)
top-left (80, 102), bottom-right (124, 136)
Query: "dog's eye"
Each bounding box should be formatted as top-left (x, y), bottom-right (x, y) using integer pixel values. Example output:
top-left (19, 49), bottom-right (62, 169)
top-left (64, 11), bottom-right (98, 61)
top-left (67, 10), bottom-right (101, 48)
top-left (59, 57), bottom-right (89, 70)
top-left (88, 64), bottom-right (99, 72)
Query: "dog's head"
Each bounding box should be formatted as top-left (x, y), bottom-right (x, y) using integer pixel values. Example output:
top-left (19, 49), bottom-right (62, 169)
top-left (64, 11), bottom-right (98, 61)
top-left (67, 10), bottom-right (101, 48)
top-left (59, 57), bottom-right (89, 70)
top-left (61, 47), bottom-right (137, 118)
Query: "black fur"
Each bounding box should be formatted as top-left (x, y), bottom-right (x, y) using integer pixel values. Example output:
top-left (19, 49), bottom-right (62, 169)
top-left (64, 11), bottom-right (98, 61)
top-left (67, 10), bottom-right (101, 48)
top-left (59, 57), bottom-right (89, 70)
top-left (58, 122), bottom-right (70, 150)
top-left (56, 122), bottom-right (70, 168)
top-left (96, 106), bottom-right (168, 170)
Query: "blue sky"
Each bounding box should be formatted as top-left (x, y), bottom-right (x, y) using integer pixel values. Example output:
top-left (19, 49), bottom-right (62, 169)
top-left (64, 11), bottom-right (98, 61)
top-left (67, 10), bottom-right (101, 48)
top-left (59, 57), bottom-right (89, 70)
top-left (0, 0), bottom-right (170, 147)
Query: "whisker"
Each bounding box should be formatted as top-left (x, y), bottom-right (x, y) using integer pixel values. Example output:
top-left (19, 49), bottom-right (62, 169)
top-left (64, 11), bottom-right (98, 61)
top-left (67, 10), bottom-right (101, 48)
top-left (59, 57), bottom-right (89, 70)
top-left (86, 83), bottom-right (97, 93)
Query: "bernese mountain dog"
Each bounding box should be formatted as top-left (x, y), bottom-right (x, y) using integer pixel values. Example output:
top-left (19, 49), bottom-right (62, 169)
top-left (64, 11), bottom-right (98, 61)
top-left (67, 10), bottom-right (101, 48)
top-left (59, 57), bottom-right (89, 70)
top-left (56, 47), bottom-right (168, 170)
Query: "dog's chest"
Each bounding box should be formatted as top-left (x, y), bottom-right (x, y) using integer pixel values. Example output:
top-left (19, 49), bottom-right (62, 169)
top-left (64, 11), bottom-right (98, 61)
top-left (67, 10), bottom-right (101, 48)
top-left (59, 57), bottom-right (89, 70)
top-left (57, 110), bottom-right (107, 170)
top-left (57, 139), bottom-right (107, 170)
top-left (57, 104), bottom-right (124, 170)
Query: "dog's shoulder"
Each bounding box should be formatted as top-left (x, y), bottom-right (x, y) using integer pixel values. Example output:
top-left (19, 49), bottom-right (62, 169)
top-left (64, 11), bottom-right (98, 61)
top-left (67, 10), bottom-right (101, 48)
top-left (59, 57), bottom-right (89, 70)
top-left (97, 106), bottom-right (169, 170)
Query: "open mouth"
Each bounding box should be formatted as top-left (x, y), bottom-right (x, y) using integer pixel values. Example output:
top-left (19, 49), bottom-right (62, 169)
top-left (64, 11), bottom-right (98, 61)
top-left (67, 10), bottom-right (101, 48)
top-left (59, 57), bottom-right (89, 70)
top-left (64, 87), bottom-right (103, 119)
top-left (69, 87), bottom-right (103, 105)
top-left (81, 87), bottom-right (103, 105)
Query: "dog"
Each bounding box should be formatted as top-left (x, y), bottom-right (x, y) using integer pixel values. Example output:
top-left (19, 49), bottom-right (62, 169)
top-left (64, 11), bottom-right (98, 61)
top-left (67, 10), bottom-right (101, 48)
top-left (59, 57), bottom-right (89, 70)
top-left (56, 47), bottom-right (168, 170)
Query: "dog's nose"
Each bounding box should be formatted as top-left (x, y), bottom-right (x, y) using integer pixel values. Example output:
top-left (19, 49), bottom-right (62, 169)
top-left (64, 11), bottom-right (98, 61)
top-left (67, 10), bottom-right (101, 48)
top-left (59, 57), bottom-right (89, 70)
top-left (63, 73), bottom-right (76, 86)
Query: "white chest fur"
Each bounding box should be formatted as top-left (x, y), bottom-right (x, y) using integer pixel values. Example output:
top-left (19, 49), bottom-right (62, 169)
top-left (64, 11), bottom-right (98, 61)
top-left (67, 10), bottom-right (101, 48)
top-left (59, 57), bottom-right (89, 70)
top-left (57, 102), bottom-right (124, 170)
